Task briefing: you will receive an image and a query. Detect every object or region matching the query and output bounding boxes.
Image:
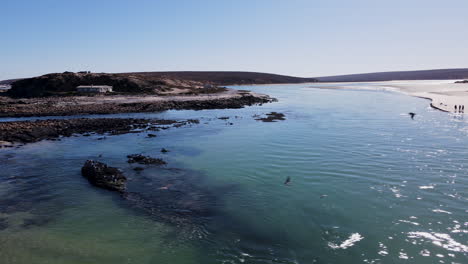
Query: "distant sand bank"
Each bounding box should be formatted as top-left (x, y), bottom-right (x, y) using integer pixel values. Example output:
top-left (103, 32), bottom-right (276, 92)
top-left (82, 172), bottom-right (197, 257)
top-left (312, 80), bottom-right (468, 113)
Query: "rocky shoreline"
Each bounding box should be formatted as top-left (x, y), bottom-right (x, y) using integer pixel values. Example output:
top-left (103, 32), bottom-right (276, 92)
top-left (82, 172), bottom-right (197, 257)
top-left (0, 92), bottom-right (274, 117)
top-left (0, 118), bottom-right (198, 144)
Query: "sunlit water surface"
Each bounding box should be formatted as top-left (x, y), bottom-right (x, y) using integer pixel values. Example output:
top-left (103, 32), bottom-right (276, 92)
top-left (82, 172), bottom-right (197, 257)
top-left (0, 82), bottom-right (467, 264)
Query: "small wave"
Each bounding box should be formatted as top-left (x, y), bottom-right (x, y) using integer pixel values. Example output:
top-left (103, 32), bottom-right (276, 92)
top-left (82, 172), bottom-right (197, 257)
top-left (328, 233), bottom-right (364, 249)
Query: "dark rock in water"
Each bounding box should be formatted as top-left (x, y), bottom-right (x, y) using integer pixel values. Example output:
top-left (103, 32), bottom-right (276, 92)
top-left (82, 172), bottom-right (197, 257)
top-left (21, 216), bottom-right (52, 229)
top-left (284, 176), bottom-right (291, 185)
top-left (0, 218), bottom-right (8, 230)
top-left (254, 112), bottom-right (286, 122)
top-left (81, 160), bottom-right (126, 192)
top-left (147, 133), bottom-right (157, 138)
top-left (455, 80), bottom-right (468, 83)
top-left (161, 148), bottom-right (169, 153)
top-left (127, 154), bottom-right (166, 165)
top-left (133, 167), bottom-right (145, 171)
top-left (218, 116), bottom-right (229, 120)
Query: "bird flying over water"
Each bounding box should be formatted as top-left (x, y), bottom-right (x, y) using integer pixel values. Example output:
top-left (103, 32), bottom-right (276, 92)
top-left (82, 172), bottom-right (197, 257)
top-left (284, 176), bottom-right (291, 185)
top-left (408, 112), bottom-right (416, 119)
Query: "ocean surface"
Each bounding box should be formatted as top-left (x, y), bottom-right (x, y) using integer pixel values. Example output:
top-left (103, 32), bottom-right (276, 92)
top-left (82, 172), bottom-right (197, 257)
top-left (0, 82), bottom-right (467, 264)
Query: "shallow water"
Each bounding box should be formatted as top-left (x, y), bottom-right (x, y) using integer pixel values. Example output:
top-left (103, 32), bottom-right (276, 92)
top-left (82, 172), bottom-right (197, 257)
top-left (1, 82), bottom-right (467, 264)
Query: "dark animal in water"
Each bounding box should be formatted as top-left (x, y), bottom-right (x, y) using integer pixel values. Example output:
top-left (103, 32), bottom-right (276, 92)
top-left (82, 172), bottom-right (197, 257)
top-left (408, 113), bottom-right (416, 119)
top-left (284, 176), bottom-right (291, 185)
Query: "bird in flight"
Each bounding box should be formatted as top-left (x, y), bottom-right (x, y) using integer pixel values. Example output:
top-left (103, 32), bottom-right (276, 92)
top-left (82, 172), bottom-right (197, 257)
top-left (408, 112), bottom-right (416, 119)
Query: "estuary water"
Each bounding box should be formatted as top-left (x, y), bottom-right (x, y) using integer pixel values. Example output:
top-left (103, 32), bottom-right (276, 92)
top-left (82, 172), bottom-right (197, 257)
top-left (0, 82), bottom-right (467, 264)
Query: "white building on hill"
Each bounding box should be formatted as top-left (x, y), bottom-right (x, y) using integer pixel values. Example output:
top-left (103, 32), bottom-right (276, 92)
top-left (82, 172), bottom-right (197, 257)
top-left (76, 85), bottom-right (113, 93)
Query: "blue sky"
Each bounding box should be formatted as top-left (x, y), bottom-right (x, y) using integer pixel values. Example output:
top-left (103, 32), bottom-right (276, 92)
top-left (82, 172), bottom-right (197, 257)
top-left (1, 0), bottom-right (467, 80)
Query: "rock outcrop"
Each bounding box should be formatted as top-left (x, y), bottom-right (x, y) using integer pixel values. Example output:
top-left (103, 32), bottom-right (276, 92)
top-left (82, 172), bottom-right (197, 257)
top-left (81, 160), bottom-right (127, 192)
top-left (0, 118), bottom-right (194, 144)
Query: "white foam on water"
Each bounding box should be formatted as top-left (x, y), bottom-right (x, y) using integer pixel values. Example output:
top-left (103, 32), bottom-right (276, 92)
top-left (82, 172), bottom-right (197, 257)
top-left (420, 249), bottom-right (431, 257)
top-left (407, 232), bottom-right (468, 252)
top-left (390, 187), bottom-right (404, 198)
top-left (399, 220), bottom-right (420, 226)
top-left (432, 209), bottom-right (452, 214)
top-left (419, 185), bottom-right (435, 189)
top-left (328, 233), bottom-right (364, 249)
top-left (399, 252), bottom-right (409, 259)
top-left (377, 242), bottom-right (388, 256)
top-left (450, 223), bottom-right (468, 234)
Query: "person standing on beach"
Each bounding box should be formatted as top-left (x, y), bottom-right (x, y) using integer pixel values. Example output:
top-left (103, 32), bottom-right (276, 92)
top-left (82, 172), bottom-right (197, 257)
top-left (455, 105), bottom-right (458, 113)
top-left (462, 105), bottom-right (465, 113)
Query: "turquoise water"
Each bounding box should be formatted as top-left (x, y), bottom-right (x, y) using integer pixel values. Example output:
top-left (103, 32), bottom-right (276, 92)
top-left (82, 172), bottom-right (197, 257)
top-left (0, 83), bottom-right (467, 263)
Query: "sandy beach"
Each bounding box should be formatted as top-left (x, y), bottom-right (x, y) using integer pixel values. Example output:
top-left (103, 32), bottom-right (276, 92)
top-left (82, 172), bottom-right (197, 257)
top-left (312, 80), bottom-right (468, 113)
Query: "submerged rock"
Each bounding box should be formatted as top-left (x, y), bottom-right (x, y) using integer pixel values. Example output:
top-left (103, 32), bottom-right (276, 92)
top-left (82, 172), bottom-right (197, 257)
top-left (254, 112), bottom-right (286, 122)
top-left (161, 148), bottom-right (169, 153)
top-left (127, 154), bottom-right (166, 165)
top-left (81, 160), bottom-right (127, 192)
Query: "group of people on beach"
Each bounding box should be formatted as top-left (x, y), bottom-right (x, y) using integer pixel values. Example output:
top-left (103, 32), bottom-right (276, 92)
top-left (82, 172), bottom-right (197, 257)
top-left (454, 105), bottom-right (465, 113)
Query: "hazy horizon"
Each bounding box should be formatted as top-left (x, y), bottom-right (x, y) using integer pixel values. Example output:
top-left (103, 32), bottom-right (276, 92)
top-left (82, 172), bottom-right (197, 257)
top-left (2, 0), bottom-right (468, 80)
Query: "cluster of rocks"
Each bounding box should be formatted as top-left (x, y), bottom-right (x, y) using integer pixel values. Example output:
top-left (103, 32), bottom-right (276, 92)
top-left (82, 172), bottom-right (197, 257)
top-left (0, 118), bottom-right (197, 144)
top-left (455, 80), bottom-right (468, 83)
